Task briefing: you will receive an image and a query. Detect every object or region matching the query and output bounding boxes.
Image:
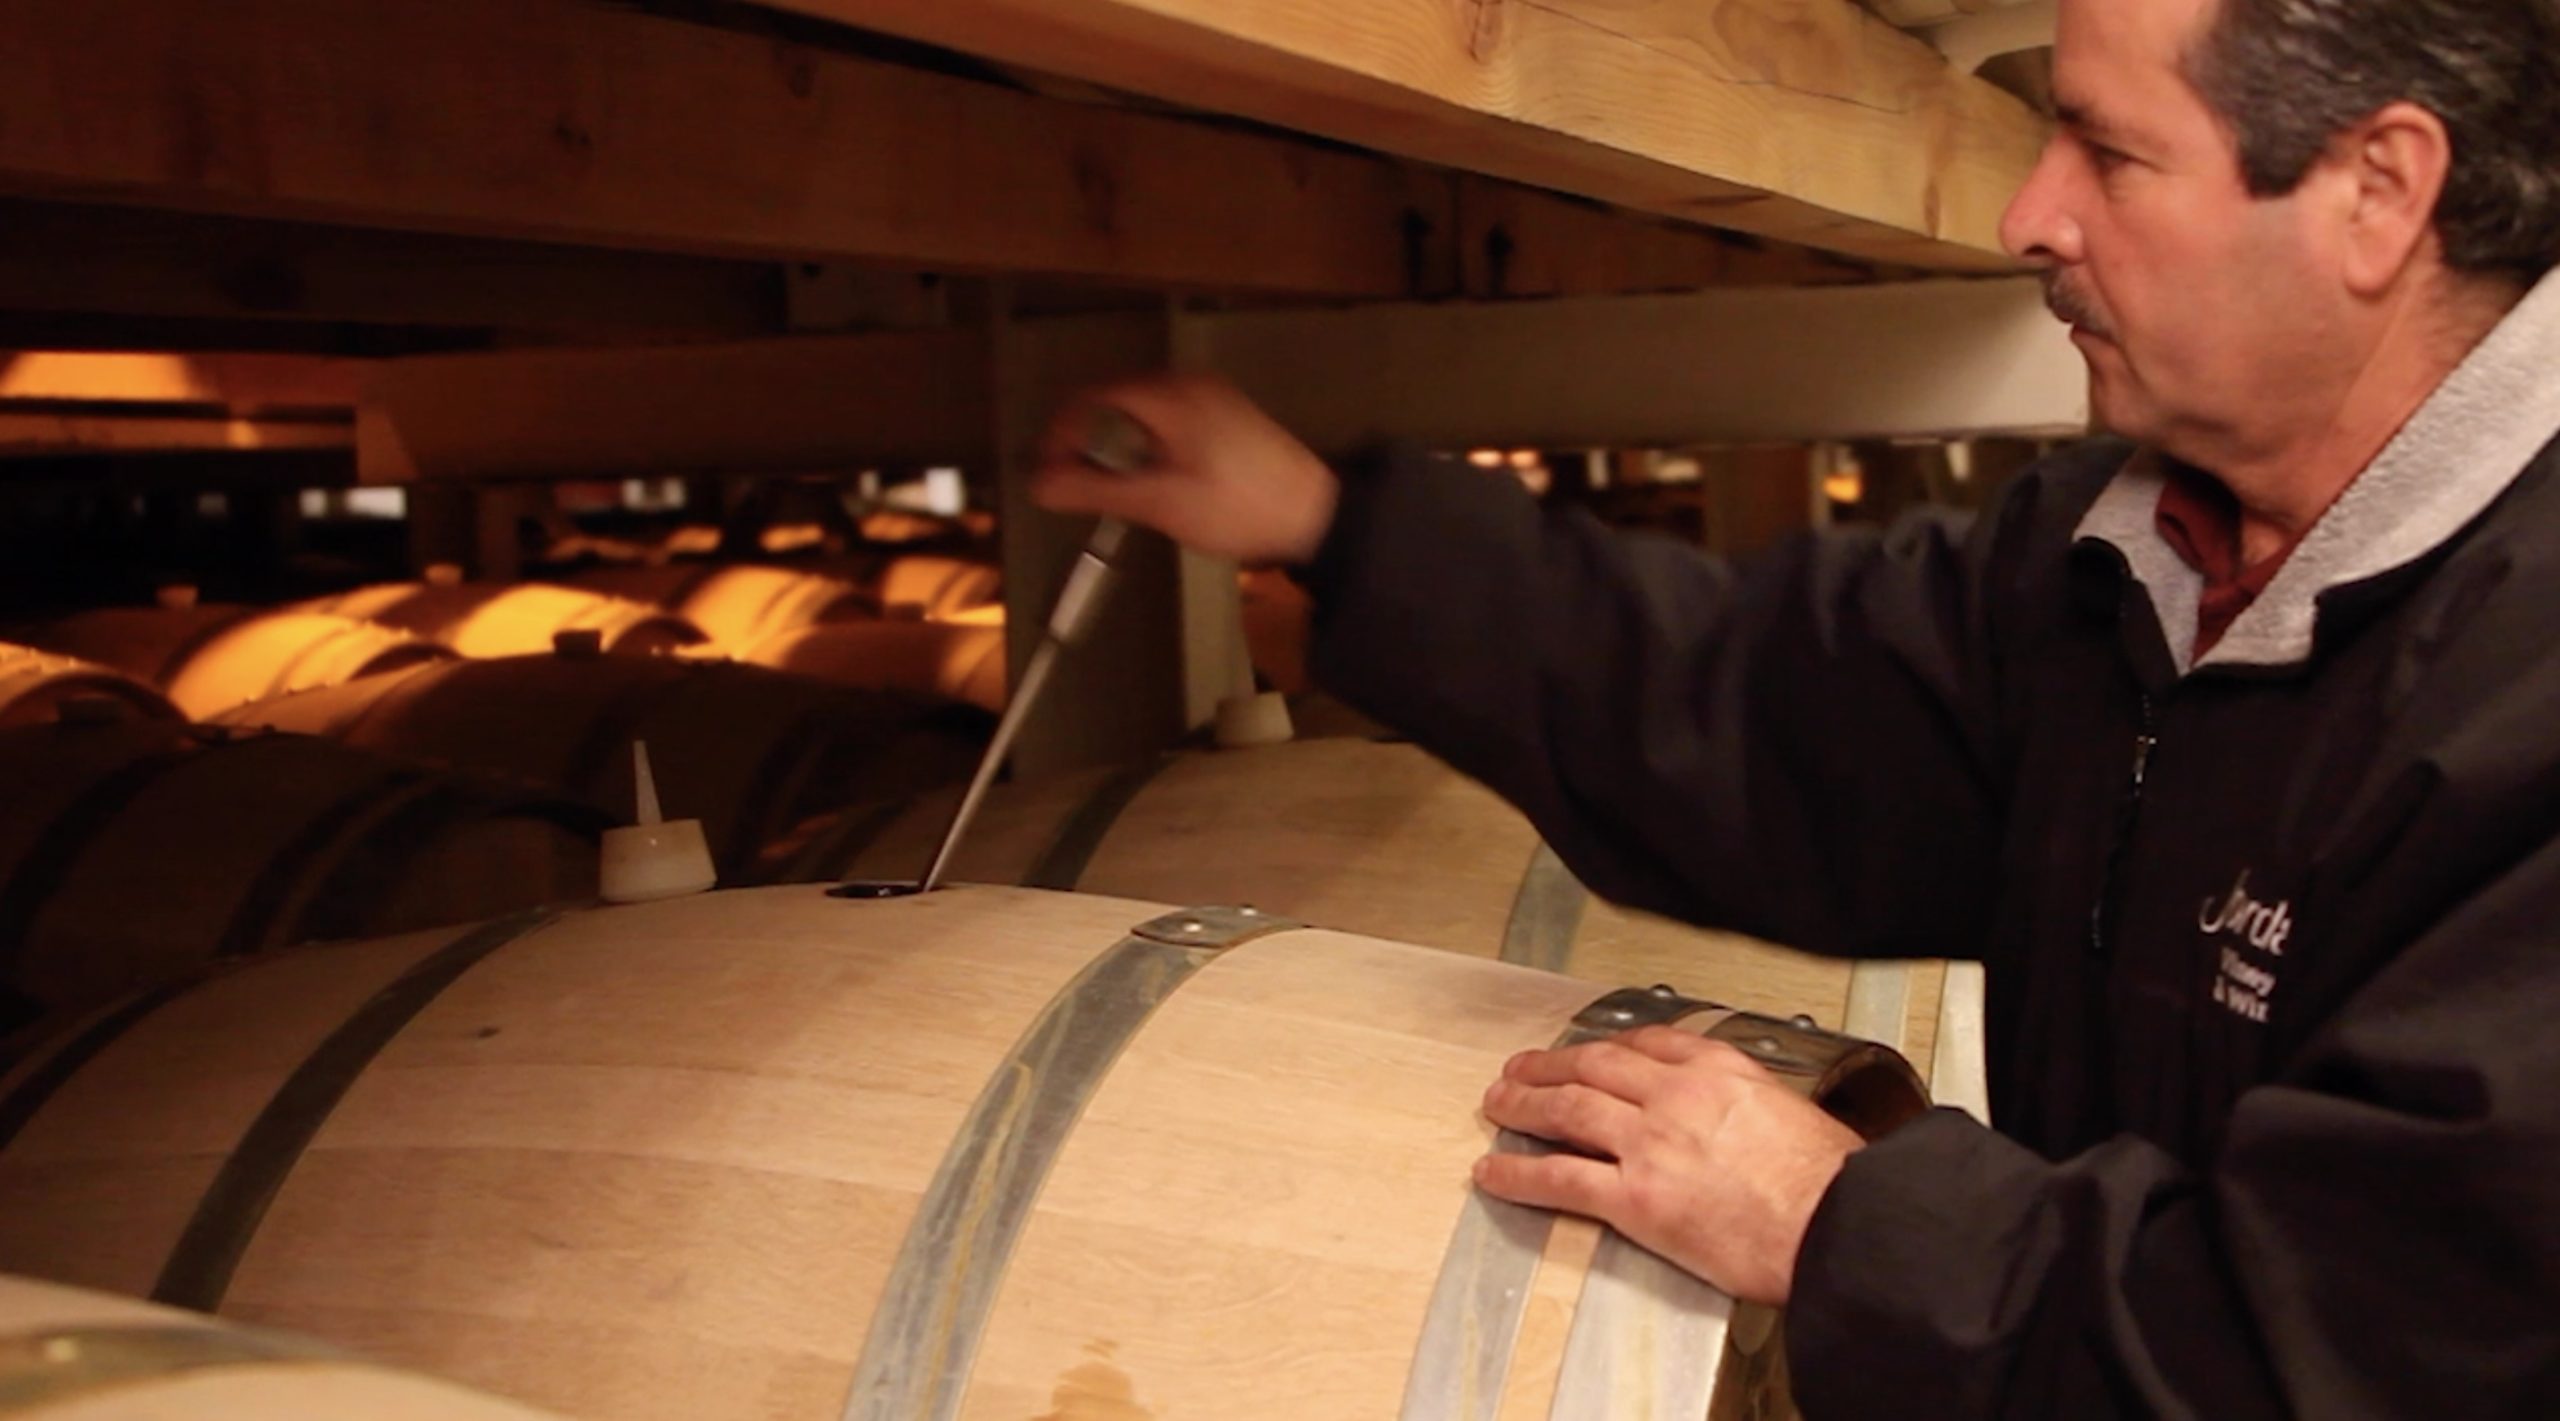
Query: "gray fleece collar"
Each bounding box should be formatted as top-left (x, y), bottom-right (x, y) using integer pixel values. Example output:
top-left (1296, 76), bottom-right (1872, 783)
top-left (2075, 266), bottom-right (2560, 675)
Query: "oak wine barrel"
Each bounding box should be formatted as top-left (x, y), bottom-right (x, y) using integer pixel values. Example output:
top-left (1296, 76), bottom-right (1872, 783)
top-left (0, 1273), bottom-right (567, 1419)
top-left (14, 609), bottom-right (453, 720)
top-left (0, 884), bottom-right (1926, 1421)
top-left (0, 720), bottom-right (602, 1038)
top-left (0, 643), bottom-right (179, 728)
top-left (856, 507), bottom-right (991, 546)
top-left (293, 583), bottom-right (707, 659)
top-left (869, 554), bottom-right (999, 619)
top-left (562, 564), bottom-right (874, 653)
top-left (739, 619), bottom-right (1008, 713)
top-left (764, 736), bottom-right (1959, 1081)
top-left (211, 652), bottom-right (991, 875)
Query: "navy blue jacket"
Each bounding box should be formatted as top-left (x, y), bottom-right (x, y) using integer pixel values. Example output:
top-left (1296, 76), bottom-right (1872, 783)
top-left (1302, 426), bottom-right (2560, 1418)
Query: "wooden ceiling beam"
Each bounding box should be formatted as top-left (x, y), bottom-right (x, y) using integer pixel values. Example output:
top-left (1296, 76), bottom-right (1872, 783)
top-left (0, 0), bottom-right (1927, 326)
top-left (0, 352), bottom-right (367, 412)
top-left (356, 280), bottom-right (2084, 485)
top-left (751, 0), bottom-right (2051, 271)
top-left (0, 411), bottom-right (350, 458)
top-left (357, 330), bottom-right (994, 484)
top-left (0, 0), bottom-right (1449, 299)
top-left (0, 200), bottom-right (784, 339)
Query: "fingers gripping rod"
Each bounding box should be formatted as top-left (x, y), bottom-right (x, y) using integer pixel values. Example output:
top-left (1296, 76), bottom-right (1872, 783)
top-left (912, 409), bottom-right (1155, 894)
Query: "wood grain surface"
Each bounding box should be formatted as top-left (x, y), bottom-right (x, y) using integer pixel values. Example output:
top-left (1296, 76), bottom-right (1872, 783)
top-left (0, 884), bottom-right (1896, 1420)
top-left (824, 738), bottom-right (1958, 1077)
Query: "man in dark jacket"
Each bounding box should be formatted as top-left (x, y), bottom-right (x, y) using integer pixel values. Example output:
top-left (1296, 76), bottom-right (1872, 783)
top-left (1033, 0), bottom-right (2560, 1414)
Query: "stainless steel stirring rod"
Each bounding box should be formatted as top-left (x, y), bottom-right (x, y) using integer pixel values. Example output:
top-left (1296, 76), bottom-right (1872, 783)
top-left (914, 407), bottom-right (1157, 892)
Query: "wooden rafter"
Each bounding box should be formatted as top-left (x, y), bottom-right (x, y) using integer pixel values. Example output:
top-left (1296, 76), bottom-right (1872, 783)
top-left (0, 412), bottom-right (350, 458)
top-left (0, 0), bottom-right (1442, 298)
top-left (0, 0), bottom-right (1892, 307)
top-left (0, 352), bottom-right (365, 411)
top-left (747, 0), bottom-right (2053, 271)
top-left (0, 200), bottom-right (784, 339)
top-left (357, 280), bottom-right (2085, 485)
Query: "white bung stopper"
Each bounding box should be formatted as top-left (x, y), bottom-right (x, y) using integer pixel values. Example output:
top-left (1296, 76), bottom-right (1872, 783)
top-left (600, 740), bottom-right (717, 904)
top-left (1211, 691), bottom-right (1295, 750)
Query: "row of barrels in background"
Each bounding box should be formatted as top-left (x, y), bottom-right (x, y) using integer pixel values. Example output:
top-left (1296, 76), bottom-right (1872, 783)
top-left (0, 554), bottom-right (1339, 1037)
top-left (0, 559), bottom-right (1965, 1421)
top-left (0, 556), bottom-right (1315, 727)
top-left (0, 555), bottom-right (1947, 1068)
top-left (0, 555), bottom-right (1022, 1034)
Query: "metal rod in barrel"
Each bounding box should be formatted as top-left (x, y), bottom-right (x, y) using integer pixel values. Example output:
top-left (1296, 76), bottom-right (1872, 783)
top-left (913, 406), bottom-right (1158, 893)
top-left (916, 517), bottom-right (1126, 893)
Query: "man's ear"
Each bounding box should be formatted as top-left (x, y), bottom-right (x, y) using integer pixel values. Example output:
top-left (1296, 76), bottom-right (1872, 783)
top-left (2332, 100), bottom-right (2455, 295)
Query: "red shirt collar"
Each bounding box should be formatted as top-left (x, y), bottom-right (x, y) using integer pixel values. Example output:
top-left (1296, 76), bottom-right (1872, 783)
top-left (2153, 461), bottom-right (2311, 659)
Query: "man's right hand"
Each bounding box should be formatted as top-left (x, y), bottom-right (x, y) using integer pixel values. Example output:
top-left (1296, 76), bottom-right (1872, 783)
top-left (1030, 374), bottom-right (1341, 567)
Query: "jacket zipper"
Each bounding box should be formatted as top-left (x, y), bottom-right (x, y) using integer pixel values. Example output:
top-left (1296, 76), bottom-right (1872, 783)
top-left (2089, 692), bottom-right (2165, 958)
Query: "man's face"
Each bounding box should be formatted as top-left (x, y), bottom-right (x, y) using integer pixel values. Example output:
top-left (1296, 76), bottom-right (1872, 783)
top-left (2002, 0), bottom-right (2351, 460)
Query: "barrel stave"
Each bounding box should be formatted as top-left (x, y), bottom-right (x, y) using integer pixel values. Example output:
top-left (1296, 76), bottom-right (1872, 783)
top-left (0, 930), bottom-right (453, 1298)
top-left (0, 723), bottom-right (598, 1031)
top-left (0, 885), bottom-right (1918, 1421)
top-left (811, 738), bottom-right (1945, 1074)
top-left (220, 889), bottom-right (1149, 1419)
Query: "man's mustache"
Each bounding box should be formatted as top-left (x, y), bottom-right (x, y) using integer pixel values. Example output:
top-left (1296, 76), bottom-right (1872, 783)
top-left (2045, 277), bottom-right (2113, 339)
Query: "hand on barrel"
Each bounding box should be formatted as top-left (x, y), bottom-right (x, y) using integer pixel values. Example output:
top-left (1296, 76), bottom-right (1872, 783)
top-left (1032, 374), bottom-right (1340, 567)
top-left (1475, 1025), bottom-right (1864, 1306)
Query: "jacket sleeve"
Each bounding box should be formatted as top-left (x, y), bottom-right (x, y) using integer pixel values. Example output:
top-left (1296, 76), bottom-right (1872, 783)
top-left (1786, 830), bottom-right (2560, 1420)
top-left (1301, 444), bottom-right (2029, 959)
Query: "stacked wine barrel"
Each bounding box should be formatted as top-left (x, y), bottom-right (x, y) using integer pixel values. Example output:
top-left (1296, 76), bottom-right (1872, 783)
top-left (562, 559), bottom-right (1012, 712)
top-left (0, 718), bottom-right (604, 1037)
top-left (0, 642), bottom-right (179, 728)
top-left (0, 540), bottom-right (1959, 1421)
top-left (0, 567), bottom-right (998, 1044)
top-left (0, 883), bottom-right (1929, 1421)
top-left (11, 609), bottom-right (451, 720)
top-left (292, 582), bottom-right (706, 659)
top-left (210, 648), bottom-right (992, 875)
top-left (763, 735), bottom-right (1958, 1080)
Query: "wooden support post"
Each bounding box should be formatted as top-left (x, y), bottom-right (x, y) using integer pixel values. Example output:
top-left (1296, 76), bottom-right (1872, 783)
top-left (405, 486), bottom-right (476, 577)
top-left (1166, 305), bottom-right (1259, 735)
top-left (473, 485), bottom-right (527, 584)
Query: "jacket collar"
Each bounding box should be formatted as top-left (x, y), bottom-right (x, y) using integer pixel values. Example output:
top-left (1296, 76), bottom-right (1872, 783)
top-left (2074, 265), bottom-right (2560, 675)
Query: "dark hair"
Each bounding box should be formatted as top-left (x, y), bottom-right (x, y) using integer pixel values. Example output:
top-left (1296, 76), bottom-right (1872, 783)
top-left (2188, 0), bottom-right (2560, 281)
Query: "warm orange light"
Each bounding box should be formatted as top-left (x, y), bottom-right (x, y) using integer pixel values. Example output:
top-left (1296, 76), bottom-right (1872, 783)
top-left (1466, 449), bottom-right (1507, 469)
top-left (662, 525), bottom-right (722, 556)
top-left (759, 521), bottom-right (828, 554)
top-left (0, 352), bottom-right (200, 401)
top-left (1823, 464), bottom-right (1868, 507)
top-left (1507, 449), bottom-right (1542, 470)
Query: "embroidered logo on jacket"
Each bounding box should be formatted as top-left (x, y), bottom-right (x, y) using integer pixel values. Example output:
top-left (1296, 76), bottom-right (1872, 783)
top-left (2199, 870), bottom-right (2289, 1023)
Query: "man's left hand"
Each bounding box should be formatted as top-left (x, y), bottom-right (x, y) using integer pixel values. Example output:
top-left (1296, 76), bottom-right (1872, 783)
top-left (1475, 1024), bottom-right (1864, 1305)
